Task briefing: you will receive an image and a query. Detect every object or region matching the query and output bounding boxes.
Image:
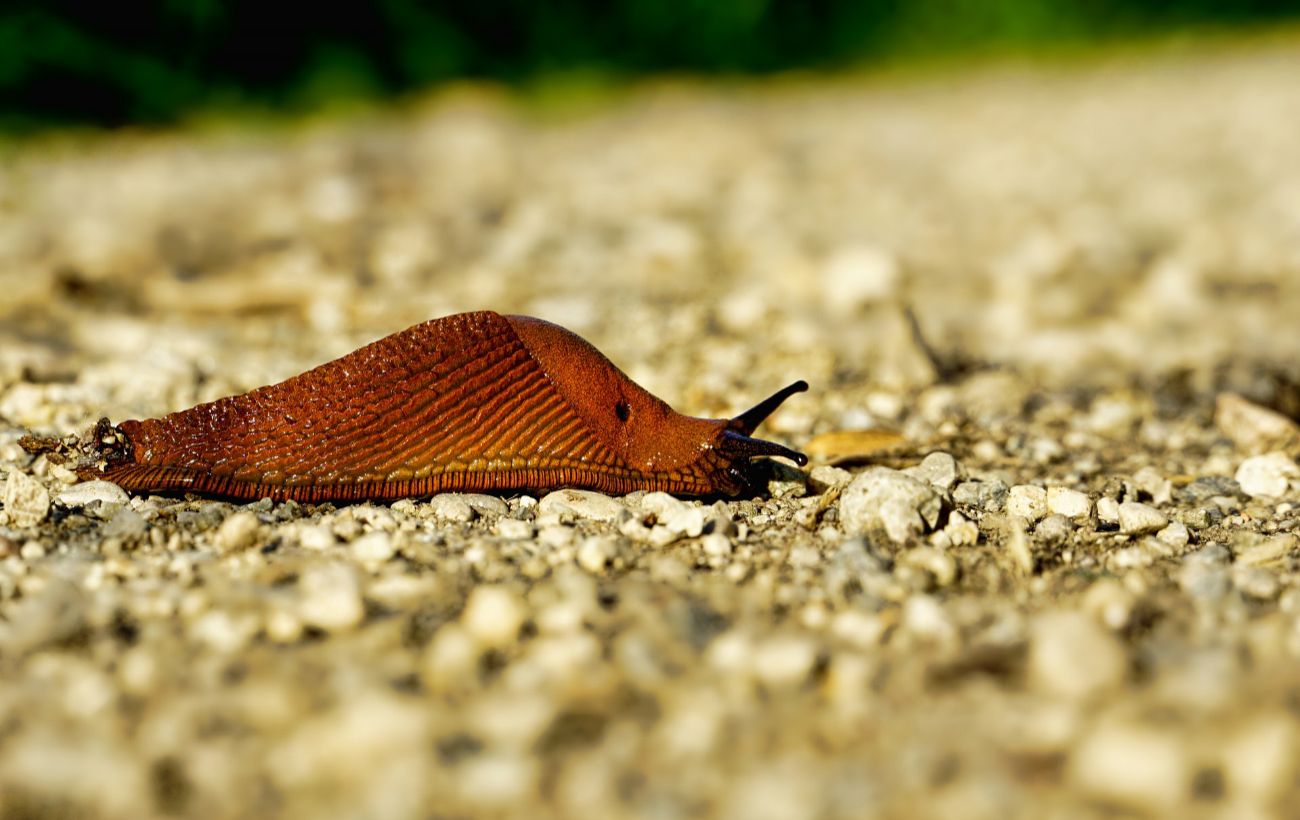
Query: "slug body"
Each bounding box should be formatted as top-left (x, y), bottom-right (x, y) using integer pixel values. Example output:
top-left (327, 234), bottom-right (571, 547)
top-left (79, 311), bottom-right (807, 502)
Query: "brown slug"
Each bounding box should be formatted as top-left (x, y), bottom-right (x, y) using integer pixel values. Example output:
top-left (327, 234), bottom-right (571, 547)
top-left (77, 311), bottom-right (807, 502)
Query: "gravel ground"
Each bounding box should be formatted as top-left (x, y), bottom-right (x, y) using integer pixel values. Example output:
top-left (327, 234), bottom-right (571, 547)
top-left (3, 38), bottom-right (1300, 819)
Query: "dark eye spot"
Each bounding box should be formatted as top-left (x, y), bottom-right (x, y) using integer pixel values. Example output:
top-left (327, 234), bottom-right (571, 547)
top-left (615, 401), bottom-right (630, 422)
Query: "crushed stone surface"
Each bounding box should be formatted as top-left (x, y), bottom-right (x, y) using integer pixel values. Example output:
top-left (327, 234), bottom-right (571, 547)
top-left (3, 40), bottom-right (1300, 819)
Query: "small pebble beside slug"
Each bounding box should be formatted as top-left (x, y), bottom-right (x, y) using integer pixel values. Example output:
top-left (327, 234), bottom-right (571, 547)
top-left (74, 311), bottom-right (808, 502)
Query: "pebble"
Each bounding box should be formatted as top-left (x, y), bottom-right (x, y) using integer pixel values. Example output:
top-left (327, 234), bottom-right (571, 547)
top-left (902, 452), bottom-right (965, 493)
top-left (3, 469), bottom-right (49, 528)
top-left (1215, 392), bottom-right (1300, 454)
top-left (461, 586), bottom-right (527, 649)
top-left (752, 634), bottom-right (818, 690)
top-left (350, 531), bottom-right (396, 564)
top-left (1068, 721), bottom-right (1189, 812)
top-left (495, 518), bottom-right (535, 539)
top-left (839, 467), bottom-right (943, 543)
top-left (215, 510), bottom-right (261, 552)
top-left (1027, 610), bottom-right (1126, 700)
top-left (699, 532), bottom-right (733, 557)
top-left (537, 489), bottom-right (626, 523)
top-left (1221, 716), bottom-right (1295, 802)
top-left (576, 535), bottom-right (620, 573)
top-left (102, 507), bottom-right (147, 540)
top-left (1235, 533), bottom-right (1297, 567)
top-left (807, 464), bottom-right (852, 494)
top-left (56, 480), bottom-right (129, 511)
top-left (1046, 487), bottom-right (1092, 519)
top-left (641, 492), bottom-right (706, 538)
top-left (297, 563), bottom-right (364, 632)
top-left (1096, 496), bottom-right (1121, 525)
top-left (941, 511), bottom-right (979, 547)
top-left (1234, 452), bottom-right (1299, 499)
top-left (951, 478), bottom-right (1008, 512)
top-left (428, 494), bottom-right (476, 523)
top-left (1132, 466), bottom-right (1173, 505)
top-left (1156, 521), bottom-right (1190, 549)
top-left (460, 494), bottom-right (510, 517)
top-left (1233, 566), bottom-right (1280, 601)
top-left (1178, 550), bottom-right (1231, 601)
top-left (1006, 485), bottom-right (1047, 522)
top-left (1119, 501), bottom-right (1167, 535)
top-left (1034, 514), bottom-right (1074, 546)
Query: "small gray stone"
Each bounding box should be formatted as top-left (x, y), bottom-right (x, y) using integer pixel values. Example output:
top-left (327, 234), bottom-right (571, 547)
top-left (1034, 514), bottom-right (1074, 545)
top-left (1177, 476), bottom-right (1241, 502)
top-left (3, 470), bottom-right (49, 529)
top-left (1007, 485), bottom-right (1048, 522)
top-left (1178, 549), bottom-right (1232, 600)
top-left (839, 467), bottom-right (943, 544)
top-left (902, 452), bottom-right (965, 493)
top-left (102, 507), bottom-right (147, 540)
top-left (952, 479), bottom-right (1008, 512)
top-left (1119, 502), bottom-right (1168, 535)
top-left (537, 489), bottom-right (626, 523)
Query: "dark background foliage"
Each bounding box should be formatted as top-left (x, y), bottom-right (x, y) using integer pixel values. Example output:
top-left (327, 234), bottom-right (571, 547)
top-left (2, 0), bottom-right (1297, 130)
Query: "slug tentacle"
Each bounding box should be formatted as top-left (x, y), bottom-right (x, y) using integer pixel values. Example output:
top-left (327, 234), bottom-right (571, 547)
top-left (79, 311), bottom-right (807, 502)
top-left (730, 380), bottom-right (809, 436)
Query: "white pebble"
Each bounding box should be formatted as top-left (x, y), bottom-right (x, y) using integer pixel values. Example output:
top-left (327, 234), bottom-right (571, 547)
top-left (752, 634), bottom-right (818, 690)
top-left (3, 470), bottom-right (49, 528)
top-left (461, 586), bottom-right (526, 649)
top-left (1235, 452), bottom-right (1299, 499)
top-left (215, 511), bottom-right (261, 552)
top-left (1096, 496), bottom-right (1121, 524)
top-left (942, 511), bottom-right (979, 547)
top-left (350, 531), bottom-right (395, 564)
top-left (1027, 610), bottom-right (1126, 700)
top-left (537, 489), bottom-right (626, 523)
top-left (495, 518), bottom-right (535, 539)
top-left (642, 492), bottom-right (706, 538)
top-left (297, 563), bottom-right (364, 632)
top-left (1006, 485), bottom-right (1048, 522)
top-left (1046, 487), bottom-right (1092, 519)
top-left (296, 523), bottom-right (337, 551)
top-left (699, 533), bottom-right (733, 557)
top-left (576, 536), bottom-right (620, 573)
top-left (1156, 521), bottom-right (1190, 549)
top-left (1069, 721), bottom-right (1189, 812)
top-left (428, 494), bottom-right (475, 523)
top-left (56, 480), bottom-right (129, 510)
top-left (1119, 501), bottom-right (1168, 535)
top-left (839, 467), bottom-right (943, 543)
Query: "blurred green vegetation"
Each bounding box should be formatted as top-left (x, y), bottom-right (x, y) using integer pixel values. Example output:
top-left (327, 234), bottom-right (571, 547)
top-left (1, 0), bottom-right (1297, 130)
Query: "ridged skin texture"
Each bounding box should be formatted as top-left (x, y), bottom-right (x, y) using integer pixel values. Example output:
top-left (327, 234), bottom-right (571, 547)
top-left (83, 312), bottom-right (768, 502)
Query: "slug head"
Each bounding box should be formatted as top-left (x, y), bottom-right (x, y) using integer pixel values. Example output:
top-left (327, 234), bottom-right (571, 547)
top-left (507, 316), bottom-right (807, 495)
